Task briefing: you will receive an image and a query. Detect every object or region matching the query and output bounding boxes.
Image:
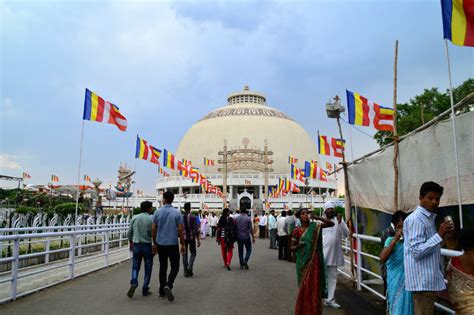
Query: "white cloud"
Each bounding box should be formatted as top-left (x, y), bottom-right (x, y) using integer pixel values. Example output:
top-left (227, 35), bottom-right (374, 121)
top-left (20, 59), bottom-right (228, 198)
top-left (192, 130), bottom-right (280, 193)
top-left (0, 154), bottom-right (21, 170)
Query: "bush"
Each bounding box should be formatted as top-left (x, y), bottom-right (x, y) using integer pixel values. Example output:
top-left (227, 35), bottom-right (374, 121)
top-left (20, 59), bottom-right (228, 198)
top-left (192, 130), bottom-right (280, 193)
top-left (53, 203), bottom-right (84, 216)
top-left (16, 206), bottom-right (38, 214)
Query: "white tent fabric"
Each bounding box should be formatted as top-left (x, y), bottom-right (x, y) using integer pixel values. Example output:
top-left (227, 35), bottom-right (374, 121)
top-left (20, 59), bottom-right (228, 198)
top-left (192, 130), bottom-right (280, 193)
top-left (347, 110), bottom-right (474, 214)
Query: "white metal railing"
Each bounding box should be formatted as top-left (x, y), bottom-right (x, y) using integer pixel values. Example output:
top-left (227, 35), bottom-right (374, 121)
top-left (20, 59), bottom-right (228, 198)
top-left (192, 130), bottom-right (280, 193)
top-left (0, 225), bottom-right (130, 303)
top-left (340, 233), bottom-right (462, 314)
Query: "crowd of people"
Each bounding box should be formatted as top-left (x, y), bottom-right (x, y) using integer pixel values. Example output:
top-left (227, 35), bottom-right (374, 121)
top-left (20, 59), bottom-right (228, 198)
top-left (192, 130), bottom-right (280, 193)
top-left (126, 182), bottom-right (473, 315)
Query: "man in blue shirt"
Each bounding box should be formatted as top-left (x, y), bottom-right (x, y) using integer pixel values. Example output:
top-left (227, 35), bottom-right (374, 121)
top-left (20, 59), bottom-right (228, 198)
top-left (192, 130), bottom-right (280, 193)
top-left (234, 207), bottom-right (255, 269)
top-left (268, 210), bottom-right (277, 249)
top-left (403, 181), bottom-right (454, 315)
top-left (152, 191), bottom-right (185, 302)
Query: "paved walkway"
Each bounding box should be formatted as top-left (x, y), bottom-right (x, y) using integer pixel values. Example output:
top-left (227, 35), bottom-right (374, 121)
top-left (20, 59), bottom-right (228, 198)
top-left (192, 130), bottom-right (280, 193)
top-left (0, 238), bottom-right (385, 315)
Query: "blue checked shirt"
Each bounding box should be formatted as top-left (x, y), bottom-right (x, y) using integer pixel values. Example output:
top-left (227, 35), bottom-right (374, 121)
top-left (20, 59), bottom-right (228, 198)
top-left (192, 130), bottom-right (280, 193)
top-left (403, 206), bottom-right (445, 291)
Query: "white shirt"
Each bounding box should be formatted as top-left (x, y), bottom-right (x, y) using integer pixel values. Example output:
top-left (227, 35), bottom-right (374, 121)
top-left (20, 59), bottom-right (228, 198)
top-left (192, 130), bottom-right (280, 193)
top-left (322, 217), bottom-right (349, 266)
top-left (276, 217), bottom-right (287, 236)
top-left (259, 215), bottom-right (267, 226)
top-left (209, 216), bottom-right (218, 227)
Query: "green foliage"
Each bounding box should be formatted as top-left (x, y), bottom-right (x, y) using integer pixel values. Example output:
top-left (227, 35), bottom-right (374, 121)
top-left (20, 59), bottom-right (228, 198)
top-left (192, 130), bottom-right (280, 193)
top-left (15, 206), bottom-right (38, 214)
top-left (374, 79), bottom-right (474, 146)
top-left (53, 202), bottom-right (84, 216)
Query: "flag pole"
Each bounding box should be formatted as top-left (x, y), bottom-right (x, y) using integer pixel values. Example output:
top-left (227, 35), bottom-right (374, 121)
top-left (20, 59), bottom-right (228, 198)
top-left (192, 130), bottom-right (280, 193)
top-left (316, 130), bottom-right (322, 211)
top-left (392, 40), bottom-right (400, 214)
top-left (444, 40), bottom-right (463, 229)
top-left (74, 120), bottom-right (85, 227)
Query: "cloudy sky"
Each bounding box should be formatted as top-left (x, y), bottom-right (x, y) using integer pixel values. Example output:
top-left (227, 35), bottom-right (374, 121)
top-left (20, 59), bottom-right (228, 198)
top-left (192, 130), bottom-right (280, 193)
top-left (1, 0), bottom-right (472, 194)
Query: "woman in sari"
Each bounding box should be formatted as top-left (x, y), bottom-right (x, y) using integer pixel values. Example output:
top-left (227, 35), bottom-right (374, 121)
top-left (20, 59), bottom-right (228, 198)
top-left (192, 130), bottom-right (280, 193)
top-left (379, 213), bottom-right (413, 315)
top-left (291, 208), bottom-right (334, 315)
top-left (200, 214), bottom-right (208, 240)
top-left (447, 229), bottom-right (474, 314)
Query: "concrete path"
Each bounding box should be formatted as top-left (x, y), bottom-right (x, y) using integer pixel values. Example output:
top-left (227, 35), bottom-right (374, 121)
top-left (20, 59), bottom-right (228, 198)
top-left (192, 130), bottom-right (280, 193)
top-left (0, 238), bottom-right (385, 315)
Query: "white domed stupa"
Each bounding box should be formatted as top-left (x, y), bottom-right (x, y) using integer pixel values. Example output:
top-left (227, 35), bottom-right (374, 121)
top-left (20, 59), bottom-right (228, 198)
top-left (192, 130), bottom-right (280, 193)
top-left (156, 86), bottom-right (338, 212)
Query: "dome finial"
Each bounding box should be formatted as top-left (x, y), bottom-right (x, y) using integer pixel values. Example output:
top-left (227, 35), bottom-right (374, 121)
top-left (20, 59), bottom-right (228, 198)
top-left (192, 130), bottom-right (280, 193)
top-left (244, 85), bottom-right (250, 91)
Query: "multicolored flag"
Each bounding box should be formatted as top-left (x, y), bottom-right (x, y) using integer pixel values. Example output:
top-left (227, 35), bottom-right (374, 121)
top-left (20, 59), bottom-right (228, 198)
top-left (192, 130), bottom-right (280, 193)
top-left (288, 156), bottom-right (299, 164)
top-left (304, 161), bottom-right (318, 179)
top-left (51, 175), bottom-right (59, 182)
top-left (178, 159), bottom-right (192, 177)
top-left (318, 135), bottom-right (331, 156)
top-left (290, 164), bottom-right (305, 183)
top-left (326, 162), bottom-right (333, 171)
top-left (83, 89), bottom-right (127, 131)
top-left (163, 171), bottom-right (170, 177)
top-left (204, 158), bottom-right (215, 166)
top-left (190, 167), bottom-right (200, 183)
top-left (22, 172), bottom-right (31, 179)
top-left (135, 135), bottom-right (162, 165)
top-left (441, 0), bottom-right (474, 46)
top-left (346, 90), bottom-right (394, 132)
top-left (331, 138), bottom-right (345, 158)
top-left (163, 149), bottom-right (176, 170)
top-left (83, 174), bottom-right (91, 182)
top-left (320, 169), bottom-right (328, 182)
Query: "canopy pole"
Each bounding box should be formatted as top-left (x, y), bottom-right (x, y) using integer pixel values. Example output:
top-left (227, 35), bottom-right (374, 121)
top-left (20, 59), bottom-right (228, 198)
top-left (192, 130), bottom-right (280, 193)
top-left (336, 115), bottom-right (356, 284)
top-left (444, 40), bottom-right (463, 229)
top-left (392, 40), bottom-right (400, 213)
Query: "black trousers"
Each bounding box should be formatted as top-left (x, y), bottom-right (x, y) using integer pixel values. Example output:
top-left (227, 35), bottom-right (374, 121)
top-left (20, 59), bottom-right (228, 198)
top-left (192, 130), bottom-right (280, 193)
top-left (157, 244), bottom-right (180, 293)
top-left (211, 226), bottom-right (217, 237)
top-left (259, 225), bottom-right (266, 239)
top-left (278, 235), bottom-right (288, 260)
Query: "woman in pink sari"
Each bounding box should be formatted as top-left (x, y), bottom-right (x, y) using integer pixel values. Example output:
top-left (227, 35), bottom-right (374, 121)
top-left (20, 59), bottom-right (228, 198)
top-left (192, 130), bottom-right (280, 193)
top-left (291, 208), bottom-right (334, 315)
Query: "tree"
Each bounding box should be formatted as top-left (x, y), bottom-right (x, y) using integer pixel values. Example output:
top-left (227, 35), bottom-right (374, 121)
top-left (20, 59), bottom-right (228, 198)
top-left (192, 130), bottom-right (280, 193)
top-left (374, 79), bottom-right (474, 146)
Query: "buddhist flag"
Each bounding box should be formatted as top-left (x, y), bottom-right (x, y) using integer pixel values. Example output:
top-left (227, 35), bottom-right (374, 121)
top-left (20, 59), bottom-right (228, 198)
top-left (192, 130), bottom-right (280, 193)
top-left (318, 135), bottom-right (330, 156)
top-left (441, 0), bottom-right (474, 46)
top-left (135, 135), bottom-right (162, 165)
top-left (190, 167), bottom-right (200, 183)
top-left (304, 161), bottom-right (317, 179)
top-left (288, 156), bottom-right (298, 164)
top-left (290, 181), bottom-right (300, 193)
top-left (291, 164), bottom-right (305, 183)
top-left (178, 159), bottom-right (192, 177)
top-left (163, 149), bottom-right (176, 170)
top-left (83, 89), bottom-right (127, 131)
top-left (331, 138), bottom-right (345, 158)
top-left (83, 174), bottom-right (91, 182)
top-left (326, 162), bottom-right (333, 171)
top-left (320, 169), bottom-right (328, 182)
top-left (204, 158), bottom-right (215, 166)
top-left (51, 175), bottom-right (59, 182)
top-left (22, 172), bottom-right (31, 179)
top-left (346, 90), bottom-right (394, 132)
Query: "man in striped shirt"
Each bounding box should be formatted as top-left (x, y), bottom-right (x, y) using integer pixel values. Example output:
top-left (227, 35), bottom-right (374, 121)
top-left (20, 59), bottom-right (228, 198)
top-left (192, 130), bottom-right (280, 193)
top-left (403, 182), bottom-right (454, 315)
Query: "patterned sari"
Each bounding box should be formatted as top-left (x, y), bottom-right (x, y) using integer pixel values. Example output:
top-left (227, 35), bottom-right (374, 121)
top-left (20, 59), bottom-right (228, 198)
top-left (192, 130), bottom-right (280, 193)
top-left (384, 237), bottom-right (413, 315)
top-left (293, 222), bottom-right (326, 315)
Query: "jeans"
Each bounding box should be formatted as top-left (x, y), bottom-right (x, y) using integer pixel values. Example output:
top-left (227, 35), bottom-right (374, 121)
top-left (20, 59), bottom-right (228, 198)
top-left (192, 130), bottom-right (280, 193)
top-left (278, 235), bottom-right (288, 260)
top-left (237, 238), bottom-right (252, 266)
top-left (157, 244), bottom-right (180, 294)
top-left (182, 239), bottom-right (197, 272)
top-left (269, 229), bottom-right (277, 249)
top-left (130, 243), bottom-right (153, 293)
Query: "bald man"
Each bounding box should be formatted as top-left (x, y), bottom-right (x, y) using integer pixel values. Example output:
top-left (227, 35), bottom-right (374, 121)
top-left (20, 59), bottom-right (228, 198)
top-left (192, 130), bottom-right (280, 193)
top-left (322, 201), bottom-right (349, 309)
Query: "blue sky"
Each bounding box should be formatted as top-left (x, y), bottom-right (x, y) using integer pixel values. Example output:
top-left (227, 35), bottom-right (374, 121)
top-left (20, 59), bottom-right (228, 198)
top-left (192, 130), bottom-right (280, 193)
top-left (1, 0), bottom-right (472, 194)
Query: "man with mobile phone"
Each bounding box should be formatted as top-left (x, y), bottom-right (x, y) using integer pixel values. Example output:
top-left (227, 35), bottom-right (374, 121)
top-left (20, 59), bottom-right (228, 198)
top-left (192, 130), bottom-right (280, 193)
top-left (403, 181), bottom-right (454, 315)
